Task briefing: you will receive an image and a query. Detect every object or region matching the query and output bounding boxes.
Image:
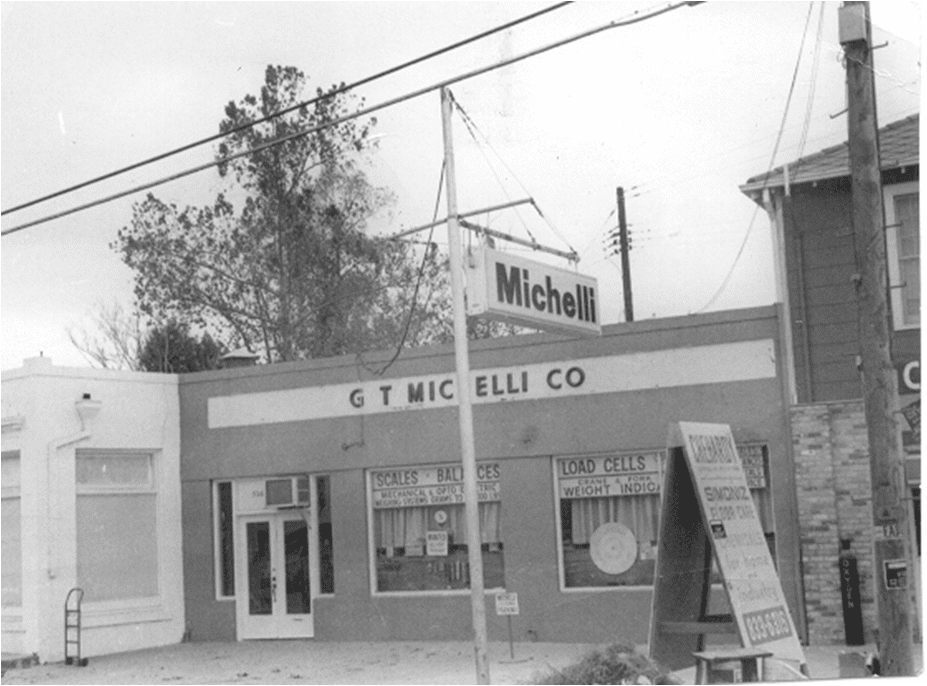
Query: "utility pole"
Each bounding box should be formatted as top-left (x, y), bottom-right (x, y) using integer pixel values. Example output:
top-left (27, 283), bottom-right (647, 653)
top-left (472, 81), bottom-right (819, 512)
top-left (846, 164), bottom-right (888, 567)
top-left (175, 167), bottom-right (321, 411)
top-left (440, 87), bottom-right (490, 685)
top-left (840, 1), bottom-right (915, 676)
top-left (616, 187), bottom-right (633, 322)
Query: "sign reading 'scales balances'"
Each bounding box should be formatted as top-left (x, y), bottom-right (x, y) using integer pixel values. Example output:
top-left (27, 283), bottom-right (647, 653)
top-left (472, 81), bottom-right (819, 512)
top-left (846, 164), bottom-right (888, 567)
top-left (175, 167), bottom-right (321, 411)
top-left (465, 246), bottom-right (601, 336)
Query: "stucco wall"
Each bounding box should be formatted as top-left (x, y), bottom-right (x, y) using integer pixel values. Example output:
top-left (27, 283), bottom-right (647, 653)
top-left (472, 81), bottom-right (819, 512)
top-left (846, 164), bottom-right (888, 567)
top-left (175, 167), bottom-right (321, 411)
top-left (1, 357), bottom-right (184, 662)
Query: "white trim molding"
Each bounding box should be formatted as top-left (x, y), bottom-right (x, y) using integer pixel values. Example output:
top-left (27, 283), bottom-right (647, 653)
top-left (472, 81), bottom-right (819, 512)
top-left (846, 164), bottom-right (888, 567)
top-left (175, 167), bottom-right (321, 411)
top-left (884, 181), bottom-right (920, 331)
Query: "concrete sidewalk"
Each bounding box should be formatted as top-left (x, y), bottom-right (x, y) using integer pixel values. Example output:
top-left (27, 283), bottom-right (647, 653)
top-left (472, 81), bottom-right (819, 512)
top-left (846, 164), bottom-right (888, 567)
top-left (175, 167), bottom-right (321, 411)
top-left (1, 641), bottom-right (922, 685)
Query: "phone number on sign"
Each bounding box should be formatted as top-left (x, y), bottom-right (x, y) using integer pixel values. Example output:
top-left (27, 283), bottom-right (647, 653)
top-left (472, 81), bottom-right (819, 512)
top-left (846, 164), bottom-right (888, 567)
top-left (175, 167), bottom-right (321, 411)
top-left (742, 605), bottom-right (792, 645)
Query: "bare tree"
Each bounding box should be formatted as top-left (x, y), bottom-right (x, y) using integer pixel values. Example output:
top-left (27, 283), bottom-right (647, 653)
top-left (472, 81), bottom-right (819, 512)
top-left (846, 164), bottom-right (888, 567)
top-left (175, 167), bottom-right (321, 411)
top-left (67, 300), bottom-right (144, 370)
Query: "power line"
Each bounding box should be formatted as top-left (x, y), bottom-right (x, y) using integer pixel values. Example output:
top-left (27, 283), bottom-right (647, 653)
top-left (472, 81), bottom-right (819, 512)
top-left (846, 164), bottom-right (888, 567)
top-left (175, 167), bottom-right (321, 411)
top-left (1, 0), bottom-right (700, 238)
top-left (1, 1), bottom-right (572, 217)
top-left (358, 160), bottom-right (446, 377)
top-left (796, 1), bottom-right (827, 160)
top-left (451, 96), bottom-right (540, 244)
top-left (451, 96), bottom-right (579, 255)
top-left (698, 0), bottom-right (816, 313)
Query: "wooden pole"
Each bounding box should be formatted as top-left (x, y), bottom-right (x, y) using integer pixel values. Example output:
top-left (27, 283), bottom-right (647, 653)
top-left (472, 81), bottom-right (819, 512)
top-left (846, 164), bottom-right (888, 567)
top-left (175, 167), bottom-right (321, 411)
top-left (440, 87), bottom-right (490, 684)
top-left (840, 2), bottom-right (915, 676)
top-left (616, 187), bottom-right (634, 322)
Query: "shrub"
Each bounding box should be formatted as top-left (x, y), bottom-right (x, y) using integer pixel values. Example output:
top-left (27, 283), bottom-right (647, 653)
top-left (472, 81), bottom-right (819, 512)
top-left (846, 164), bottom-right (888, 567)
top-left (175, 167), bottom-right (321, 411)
top-left (531, 642), bottom-right (681, 685)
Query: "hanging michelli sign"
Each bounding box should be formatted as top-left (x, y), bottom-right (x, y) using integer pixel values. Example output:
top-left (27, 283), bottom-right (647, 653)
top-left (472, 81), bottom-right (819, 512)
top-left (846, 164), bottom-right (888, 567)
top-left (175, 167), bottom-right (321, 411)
top-left (465, 246), bottom-right (602, 336)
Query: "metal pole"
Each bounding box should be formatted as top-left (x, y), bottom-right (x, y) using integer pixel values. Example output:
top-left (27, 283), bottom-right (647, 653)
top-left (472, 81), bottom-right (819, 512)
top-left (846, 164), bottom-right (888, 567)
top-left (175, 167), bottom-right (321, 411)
top-left (507, 615), bottom-right (515, 660)
top-left (841, 1), bottom-right (914, 675)
top-left (616, 187), bottom-right (633, 322)
top-left (440, 87), bottom-right (490, 685)
top-left (390, 197), bottom-right (535, 240)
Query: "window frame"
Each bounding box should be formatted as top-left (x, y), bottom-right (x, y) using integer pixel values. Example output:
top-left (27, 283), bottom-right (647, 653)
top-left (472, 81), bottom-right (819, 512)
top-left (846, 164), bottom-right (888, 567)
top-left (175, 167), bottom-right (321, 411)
top-left (553, 450), bottom-right (666, 594)
top-left (884, 181), bottom-right (920, 331)
top-left (74, 449), bottom-right (162, 609)
top-left (212, 480), bottom-right (236, 600)
top-left (1, 451), bottom-right (23, 610)
top-left (553, 445), bottom-right (776, 592)
top-left (366, 462), bottom-right (505, 597)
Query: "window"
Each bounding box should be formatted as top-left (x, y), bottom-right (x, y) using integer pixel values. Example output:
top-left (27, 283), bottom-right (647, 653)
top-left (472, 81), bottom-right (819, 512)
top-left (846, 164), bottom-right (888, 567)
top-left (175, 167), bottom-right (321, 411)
top-left (885, 183), bottom-right (920, 329)
top-left (556, 451), bottom-right (664, 588)
top-left (316, 476), bottom-right (334, 594)
top-left (738, 444), bottom-right (776, 560)
top-left (76, 451), bottom-right (158, 602)
top-left (368, 463), bottom-right (504, 593)
top-left (1, 452), bottom-right (22, 608)
top-left (214, 481), bottom-right (235, 598)
top-left (555, 445), bottom-right (775, 589)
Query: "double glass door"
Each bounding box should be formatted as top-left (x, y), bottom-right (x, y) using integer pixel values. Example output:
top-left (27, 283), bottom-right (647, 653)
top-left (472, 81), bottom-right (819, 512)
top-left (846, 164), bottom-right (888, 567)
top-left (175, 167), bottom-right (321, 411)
top-left (236, 513), bottom-right (314, 639)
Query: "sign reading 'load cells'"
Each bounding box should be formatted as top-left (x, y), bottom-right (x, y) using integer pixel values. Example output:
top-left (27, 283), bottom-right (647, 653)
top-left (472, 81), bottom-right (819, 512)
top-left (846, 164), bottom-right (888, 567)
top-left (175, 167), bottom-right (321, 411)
top-left (466, 246), bottom-right (601, 336)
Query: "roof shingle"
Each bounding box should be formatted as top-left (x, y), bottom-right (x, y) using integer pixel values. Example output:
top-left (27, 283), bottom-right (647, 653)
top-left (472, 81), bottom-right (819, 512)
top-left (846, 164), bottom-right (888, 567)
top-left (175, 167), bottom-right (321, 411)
top-left (740, 113), bottom-right (919, 194)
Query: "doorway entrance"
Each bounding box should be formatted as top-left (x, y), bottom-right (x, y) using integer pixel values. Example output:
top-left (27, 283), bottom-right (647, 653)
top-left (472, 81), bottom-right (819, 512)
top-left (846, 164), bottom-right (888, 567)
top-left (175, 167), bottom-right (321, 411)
top-left (235, 512), bottom-right (315, 639)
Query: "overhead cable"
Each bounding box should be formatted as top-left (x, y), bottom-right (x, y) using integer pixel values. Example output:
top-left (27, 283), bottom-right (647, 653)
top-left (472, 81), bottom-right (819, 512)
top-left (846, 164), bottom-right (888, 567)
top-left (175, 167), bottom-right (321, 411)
top-left (2, 0), bottom-right (700, 238)
top-left (698, 1), bottom-right (815, 313)
top-left (1, 1), bottom-right (572, 217)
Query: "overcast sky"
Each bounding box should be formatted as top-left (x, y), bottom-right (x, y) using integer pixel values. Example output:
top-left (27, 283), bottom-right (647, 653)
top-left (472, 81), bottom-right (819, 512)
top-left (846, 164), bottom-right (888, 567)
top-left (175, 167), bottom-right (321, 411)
top-left (1, 1), bottom-right (920, 370)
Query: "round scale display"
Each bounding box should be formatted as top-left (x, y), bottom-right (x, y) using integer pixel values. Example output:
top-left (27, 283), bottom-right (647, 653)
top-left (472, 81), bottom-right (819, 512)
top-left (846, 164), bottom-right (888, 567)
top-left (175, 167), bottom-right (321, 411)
top-left (433, 509), bottom-right (448, 525)
top-left (589, 522), bottom-right (638, 575)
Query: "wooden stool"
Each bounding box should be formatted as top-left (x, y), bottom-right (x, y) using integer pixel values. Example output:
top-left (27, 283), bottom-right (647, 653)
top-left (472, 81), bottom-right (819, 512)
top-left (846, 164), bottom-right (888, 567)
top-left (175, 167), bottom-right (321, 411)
top-left (693, 647), bottom-right (773, 684)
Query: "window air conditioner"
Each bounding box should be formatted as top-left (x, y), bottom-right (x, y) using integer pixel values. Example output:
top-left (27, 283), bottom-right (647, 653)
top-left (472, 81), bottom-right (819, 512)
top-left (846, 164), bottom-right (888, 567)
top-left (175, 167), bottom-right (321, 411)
top-left (265, 475), bottom-right (310, 508)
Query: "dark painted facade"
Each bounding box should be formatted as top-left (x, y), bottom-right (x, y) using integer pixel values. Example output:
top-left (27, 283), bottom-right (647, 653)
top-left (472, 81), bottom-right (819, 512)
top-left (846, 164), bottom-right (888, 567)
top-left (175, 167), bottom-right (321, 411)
top-left (177, 307), bottom-right (808, 645)
top-left (741, 114), bottom-right (919, 405)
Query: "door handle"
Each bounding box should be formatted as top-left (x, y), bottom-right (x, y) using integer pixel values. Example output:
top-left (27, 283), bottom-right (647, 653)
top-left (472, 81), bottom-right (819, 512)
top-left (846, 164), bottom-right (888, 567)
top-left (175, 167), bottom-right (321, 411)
top-left (271, 576), bottom-right (277, 603)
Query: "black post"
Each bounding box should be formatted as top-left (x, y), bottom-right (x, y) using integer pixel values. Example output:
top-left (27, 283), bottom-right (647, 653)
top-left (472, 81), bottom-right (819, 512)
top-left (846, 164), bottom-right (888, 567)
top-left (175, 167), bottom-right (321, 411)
top-left (839, 539), bottom-right (865, 646)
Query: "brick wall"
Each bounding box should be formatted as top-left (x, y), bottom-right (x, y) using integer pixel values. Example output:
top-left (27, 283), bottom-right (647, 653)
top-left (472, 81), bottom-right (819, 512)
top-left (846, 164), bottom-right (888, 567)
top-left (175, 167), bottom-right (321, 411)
top-left (791, 401), bottom-right (878, 645)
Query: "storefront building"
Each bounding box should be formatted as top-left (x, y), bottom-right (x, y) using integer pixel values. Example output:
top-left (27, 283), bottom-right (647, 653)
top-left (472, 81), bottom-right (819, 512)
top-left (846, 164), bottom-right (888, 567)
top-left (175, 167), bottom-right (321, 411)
top-left (177, 306), bottom-right (807, 645)
top-left (1, 357), bottom-right (185, 662)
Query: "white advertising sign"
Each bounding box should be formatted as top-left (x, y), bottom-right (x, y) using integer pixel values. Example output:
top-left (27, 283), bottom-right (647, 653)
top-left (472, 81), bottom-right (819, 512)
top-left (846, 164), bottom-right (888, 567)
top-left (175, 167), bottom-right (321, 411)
top-left (370, 462), bottom-right (501, 509)
top-left (466, 246), bottom-right (601, 336)
top-left (426, 531), bottom-right (449, 557)
top-left (494, 592), bottom-right (520, 616)
top-left (677, 422), bottom-right (805, 666)
top-left (557, 452), bottom-right (663, 498)
top-left (208, 340), bottom-right (777, 428)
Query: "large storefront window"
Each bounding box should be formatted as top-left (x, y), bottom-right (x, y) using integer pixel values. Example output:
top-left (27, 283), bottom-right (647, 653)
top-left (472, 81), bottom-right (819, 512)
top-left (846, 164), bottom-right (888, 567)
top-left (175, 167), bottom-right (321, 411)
top-left (76, 451), bottom-right (159, 602)
top-left (1, 453), bottom-right (22, 608)
top-left (369, 463), bottom-right (504, 593)
top-left (557, 451), bottom-right (664, 588)
top-left (556, 445), bottom-right (775, 589)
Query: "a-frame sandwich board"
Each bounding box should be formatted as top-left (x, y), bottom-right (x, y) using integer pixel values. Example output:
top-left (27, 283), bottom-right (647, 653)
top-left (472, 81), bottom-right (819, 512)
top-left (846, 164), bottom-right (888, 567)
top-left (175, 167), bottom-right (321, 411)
top-left (648, 422), bottom-right (807, 675)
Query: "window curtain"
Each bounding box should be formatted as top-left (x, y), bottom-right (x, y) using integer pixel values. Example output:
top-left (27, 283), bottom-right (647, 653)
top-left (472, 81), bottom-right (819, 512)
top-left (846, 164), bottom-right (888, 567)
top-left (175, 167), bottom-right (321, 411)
top-left (570, 494), bottom-right (660, 546)
top-left (375, 502), bottom-right (501, 550)
top-left (570, 490), bottom-right (770, 547)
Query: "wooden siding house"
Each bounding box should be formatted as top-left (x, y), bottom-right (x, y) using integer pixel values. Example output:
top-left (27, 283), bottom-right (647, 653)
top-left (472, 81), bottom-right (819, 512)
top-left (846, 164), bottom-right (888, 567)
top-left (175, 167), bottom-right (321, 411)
top-left (740, 113), bottom-right (920, 645)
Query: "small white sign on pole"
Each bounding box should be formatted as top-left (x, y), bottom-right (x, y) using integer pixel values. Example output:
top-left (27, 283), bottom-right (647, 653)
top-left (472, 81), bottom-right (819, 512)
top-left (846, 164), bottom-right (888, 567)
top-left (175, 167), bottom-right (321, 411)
top-left (495, 592), bottom-right (520, 616)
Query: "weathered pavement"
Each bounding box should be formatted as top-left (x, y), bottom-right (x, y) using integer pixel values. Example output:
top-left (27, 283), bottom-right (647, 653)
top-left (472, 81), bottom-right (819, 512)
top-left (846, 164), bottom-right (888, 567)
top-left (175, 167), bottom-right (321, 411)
top-left (1, 641), bottom-right (922, 684)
